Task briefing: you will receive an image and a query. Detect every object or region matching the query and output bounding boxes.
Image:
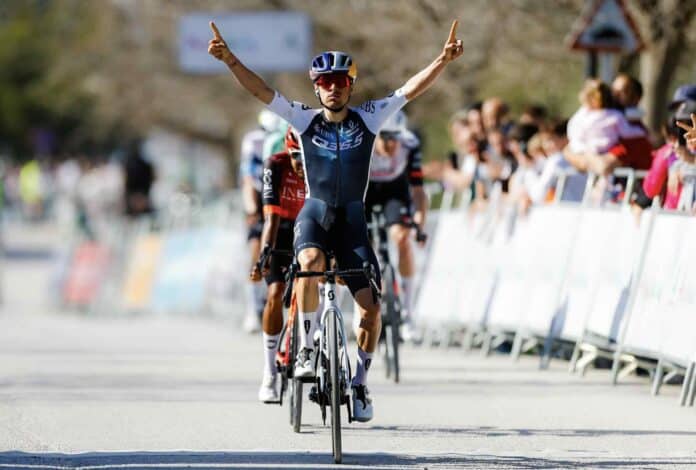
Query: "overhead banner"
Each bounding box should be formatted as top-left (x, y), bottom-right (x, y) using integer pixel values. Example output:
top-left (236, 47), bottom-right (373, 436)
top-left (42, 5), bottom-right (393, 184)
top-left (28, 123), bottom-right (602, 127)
top-left (179, 12), bottom-right (312, 74)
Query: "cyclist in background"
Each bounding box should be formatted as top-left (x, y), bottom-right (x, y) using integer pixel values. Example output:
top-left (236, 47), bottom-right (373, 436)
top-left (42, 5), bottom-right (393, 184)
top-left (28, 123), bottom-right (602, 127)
top-left (209, 19), bottom-right (463, 422)
top-left (250, 127), bottom-right (307, 403)
top-left (365, 110), bottom-right (427, 341)
top-left (240, 110), bottom-right (282, 333)
top-left (262, 120), bottom-right (290, 161)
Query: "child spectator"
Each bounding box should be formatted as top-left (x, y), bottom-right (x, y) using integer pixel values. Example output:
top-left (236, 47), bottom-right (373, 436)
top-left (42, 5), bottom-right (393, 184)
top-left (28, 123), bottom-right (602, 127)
top-left (567, 79), bottom-right (644, 156)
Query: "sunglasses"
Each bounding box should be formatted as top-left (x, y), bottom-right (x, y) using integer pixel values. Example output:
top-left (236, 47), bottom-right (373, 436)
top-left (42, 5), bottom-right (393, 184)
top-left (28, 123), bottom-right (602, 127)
top-left (379, 131), bottom-right (400, 141)
top-left (315, 74), bottom-right (351, 90)
top-left (290, 150), bottom-right (303, 161)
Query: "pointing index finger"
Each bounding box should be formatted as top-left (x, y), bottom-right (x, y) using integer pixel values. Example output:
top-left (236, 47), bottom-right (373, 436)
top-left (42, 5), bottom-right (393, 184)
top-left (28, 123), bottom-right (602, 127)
top-left (210, 21), bottom-right (222, 40)
top-left (676, 121), bottom-right (691, 132)
top-left (447, 20), bottom-right (458, 44)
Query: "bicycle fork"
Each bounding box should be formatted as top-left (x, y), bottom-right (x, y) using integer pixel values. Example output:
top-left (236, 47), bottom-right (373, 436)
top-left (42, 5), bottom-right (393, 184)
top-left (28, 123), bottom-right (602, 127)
top-left (315, 281), bottom-right (353, 420)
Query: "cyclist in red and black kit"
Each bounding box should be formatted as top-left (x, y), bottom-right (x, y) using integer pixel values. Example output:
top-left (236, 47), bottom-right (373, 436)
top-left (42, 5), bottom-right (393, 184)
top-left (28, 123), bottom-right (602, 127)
top-left (250, 127), bottom-right (306, 403)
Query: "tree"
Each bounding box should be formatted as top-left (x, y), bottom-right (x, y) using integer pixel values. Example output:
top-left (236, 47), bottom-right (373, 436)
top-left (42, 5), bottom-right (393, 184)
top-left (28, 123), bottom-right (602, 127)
top-left (633, 0), bottom-right (696, 132)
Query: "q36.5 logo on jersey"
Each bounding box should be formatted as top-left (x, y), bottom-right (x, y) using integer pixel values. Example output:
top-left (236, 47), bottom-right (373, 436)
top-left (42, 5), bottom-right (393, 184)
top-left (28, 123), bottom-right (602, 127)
top-left (311, 131), bottom-right (364, 151)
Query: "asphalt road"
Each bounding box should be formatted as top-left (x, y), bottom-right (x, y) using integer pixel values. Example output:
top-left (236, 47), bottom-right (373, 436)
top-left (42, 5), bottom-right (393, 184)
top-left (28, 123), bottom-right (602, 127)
top-left (1, 222), bottom-right (695, 469)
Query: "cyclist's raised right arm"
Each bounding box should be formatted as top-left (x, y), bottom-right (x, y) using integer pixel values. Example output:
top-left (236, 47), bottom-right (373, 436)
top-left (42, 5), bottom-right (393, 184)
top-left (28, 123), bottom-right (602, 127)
top-left (208, 21), bottom-right (274, 104)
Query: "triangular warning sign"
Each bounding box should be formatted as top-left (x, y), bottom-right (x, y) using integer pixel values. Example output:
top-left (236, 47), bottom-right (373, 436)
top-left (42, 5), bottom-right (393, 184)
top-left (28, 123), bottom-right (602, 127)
top-left (568, 0), bottom-right (644, 53)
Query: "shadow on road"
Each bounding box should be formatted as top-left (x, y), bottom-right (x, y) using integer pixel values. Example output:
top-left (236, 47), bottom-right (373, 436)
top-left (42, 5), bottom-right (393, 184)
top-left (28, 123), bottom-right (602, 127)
top-left (360, 425), bottom-right (696, 438)
top-left (1, 450), bottom-right (695, 469)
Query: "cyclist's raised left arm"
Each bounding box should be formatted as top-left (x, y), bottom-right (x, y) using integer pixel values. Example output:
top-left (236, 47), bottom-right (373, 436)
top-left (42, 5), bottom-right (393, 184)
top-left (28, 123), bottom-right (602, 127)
top-left (360, 20), bottom-right (463, 134)
top-left (400, 20), bottom-right (463, 101)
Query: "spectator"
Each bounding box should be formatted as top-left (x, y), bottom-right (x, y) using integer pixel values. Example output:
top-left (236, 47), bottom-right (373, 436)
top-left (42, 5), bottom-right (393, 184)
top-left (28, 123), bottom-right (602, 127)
top-left (564, 78), bottom-right (647, 204)
top-left (466, 102), bottom-right (486, 141)
top-left (676, 110), bottom-right (696, 150)
top-left (486, 129), bottom-right (515, 192)
top-left (519, 104), bottom-right (548, 130)
top-left (605, 74), bottom-right (652, 172)
top-left (670, 102), bottom-right (696, 213)
top-left (542, 121), bottom-right (587, 203)
top-left (443, 121), bottom-right (480, 193)
top-left (482, 97), bottom-right (513, 135)
top-left (507, 123), bottom-right (539, 212)
top-left (566, 79), bottom-right (643, 159)
top-left (422, 111), bottom-right (477, 192)
top-left (122, 139), bottom-right (154, 217)
top-left (634, 116), bottom-right (681, 210)
top-left (668, 84), bottom-right (696, 111)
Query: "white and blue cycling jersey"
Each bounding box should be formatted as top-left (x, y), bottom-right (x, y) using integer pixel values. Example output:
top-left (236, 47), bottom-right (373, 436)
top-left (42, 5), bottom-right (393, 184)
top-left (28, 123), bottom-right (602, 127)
top-left (239, 128), bottom-right (266, 192)
top-left (265, 88), bottom-right (408, 207)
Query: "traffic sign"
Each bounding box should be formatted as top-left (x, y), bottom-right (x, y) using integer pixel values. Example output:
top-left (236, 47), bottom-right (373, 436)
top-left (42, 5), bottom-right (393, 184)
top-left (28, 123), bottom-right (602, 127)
top-left (568, 0), bottom-right (644, 53)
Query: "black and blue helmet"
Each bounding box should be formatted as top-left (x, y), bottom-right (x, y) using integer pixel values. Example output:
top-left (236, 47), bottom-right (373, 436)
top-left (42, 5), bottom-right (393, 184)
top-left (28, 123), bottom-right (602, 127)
top-left (309, 51), bottom-right (357, 82)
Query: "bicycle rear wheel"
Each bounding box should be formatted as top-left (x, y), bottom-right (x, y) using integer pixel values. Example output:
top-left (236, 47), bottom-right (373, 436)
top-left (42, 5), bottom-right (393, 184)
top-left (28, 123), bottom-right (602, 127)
top-left (385, 303), bottom-right (400, 383)
top-left (289, 299), bottom-right (303, 432)
top-left (328, 310), bottom-right (342, 463)
top-left (383, 269), bottom-right (400, 383)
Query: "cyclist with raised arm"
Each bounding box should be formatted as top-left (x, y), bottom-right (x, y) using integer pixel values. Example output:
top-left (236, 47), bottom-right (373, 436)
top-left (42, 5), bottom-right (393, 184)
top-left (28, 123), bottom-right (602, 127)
top-left (250, 127), bottom-right (306, 403)
top-left (365, 110), bottom-right (427, 342)
top-left (209, 19), bottom-right (463, 422)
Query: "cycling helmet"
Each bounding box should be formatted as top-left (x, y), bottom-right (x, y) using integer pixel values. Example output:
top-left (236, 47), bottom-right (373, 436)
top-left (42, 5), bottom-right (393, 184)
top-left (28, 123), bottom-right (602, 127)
top-left (258, 109), bottom-right (282, 132)
top-left (309, 51), bottom-right (358, 83)
top-left (285, 126), bottom-right (301, 156)
top-left (380, 110), bottom-right (408, 134)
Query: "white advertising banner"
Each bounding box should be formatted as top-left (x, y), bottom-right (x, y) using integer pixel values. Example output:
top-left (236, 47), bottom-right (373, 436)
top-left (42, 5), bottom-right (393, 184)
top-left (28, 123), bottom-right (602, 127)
top-left (179, 12), bottom-right (312, 74)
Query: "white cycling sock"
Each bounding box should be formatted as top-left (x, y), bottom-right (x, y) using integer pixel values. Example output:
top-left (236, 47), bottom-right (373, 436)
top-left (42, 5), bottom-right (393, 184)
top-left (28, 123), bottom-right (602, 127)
top-left (299, 311), bottom-right (315, 350)
top-left (262, 332), bottom-right (280, 377)
top-left (352, 347), bottom-right (373, 386)
top-left (400, 275), bottom-right (413, 320)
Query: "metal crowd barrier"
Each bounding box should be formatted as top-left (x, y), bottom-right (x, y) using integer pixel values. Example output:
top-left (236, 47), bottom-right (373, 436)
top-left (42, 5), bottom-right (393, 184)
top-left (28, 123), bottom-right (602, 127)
top-left (54, 191), bottom-right (249, 319)
top-left (416, 167), bottom-right (696, 408)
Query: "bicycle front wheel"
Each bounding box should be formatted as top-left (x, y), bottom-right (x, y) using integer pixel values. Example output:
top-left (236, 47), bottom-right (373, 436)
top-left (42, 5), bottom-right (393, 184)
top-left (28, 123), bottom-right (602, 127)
top-left (328, 310), bottom-right (342, 463)
top-left (289, 300), bottom-right (303, 432)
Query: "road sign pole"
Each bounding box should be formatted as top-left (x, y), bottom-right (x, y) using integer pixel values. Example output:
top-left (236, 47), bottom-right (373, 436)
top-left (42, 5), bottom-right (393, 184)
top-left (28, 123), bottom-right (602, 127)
top-left (586, 51), bottom-right (598, 78)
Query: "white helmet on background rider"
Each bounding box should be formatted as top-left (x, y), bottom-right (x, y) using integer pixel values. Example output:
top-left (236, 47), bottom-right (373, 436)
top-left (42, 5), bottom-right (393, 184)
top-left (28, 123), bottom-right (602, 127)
top-left (258, 109), bottom-right (282, 133)
top-left (380, 110), bottom-right (408, 135)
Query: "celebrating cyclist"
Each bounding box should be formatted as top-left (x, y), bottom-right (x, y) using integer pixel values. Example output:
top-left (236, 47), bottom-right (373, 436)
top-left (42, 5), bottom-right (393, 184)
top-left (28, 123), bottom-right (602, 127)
top-left (250, 127), bottom-right (307, 403)
top-left (209, 19), bottom-right (463, 422)
top-left (365, 110), bottom-right (427, 342)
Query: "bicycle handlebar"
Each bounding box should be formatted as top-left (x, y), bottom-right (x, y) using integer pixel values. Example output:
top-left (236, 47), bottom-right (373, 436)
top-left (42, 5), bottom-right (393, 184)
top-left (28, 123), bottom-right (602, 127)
top-left (255, 245), bottom-right (294, 274)
top-left (282, 261), bottom-right (380, 307)
top-left (367, 206), bottom-right (427, 245)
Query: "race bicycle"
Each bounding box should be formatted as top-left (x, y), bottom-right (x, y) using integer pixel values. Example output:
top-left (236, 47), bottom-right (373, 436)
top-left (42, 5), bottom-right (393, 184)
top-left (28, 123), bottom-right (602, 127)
top-left (283, 256), bottom-right (379, 464)
top-left (254, 247), bottom-right (299, 425)
top-left (369, 205), bottom-right (427, 383)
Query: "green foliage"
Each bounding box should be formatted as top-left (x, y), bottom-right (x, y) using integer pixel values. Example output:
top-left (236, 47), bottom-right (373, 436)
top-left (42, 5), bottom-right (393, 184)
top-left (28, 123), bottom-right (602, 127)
top-left (0, 0), bottom-right (96, 159)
